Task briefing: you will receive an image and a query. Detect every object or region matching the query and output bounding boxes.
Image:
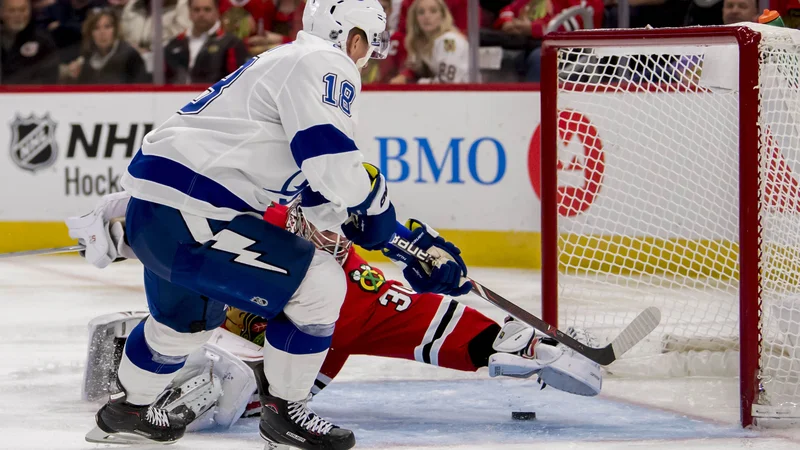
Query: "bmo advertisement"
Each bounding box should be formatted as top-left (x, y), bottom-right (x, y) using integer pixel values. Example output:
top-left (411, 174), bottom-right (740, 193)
top-left (0, 88), bottom-right (607, 266)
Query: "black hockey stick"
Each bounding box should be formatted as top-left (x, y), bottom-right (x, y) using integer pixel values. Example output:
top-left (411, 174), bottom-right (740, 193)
top-left (387, 234), bottom-right (661, 366)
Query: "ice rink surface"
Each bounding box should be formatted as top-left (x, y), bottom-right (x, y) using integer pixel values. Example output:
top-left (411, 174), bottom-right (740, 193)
top-left (2, 256), bottom-right (800, 450)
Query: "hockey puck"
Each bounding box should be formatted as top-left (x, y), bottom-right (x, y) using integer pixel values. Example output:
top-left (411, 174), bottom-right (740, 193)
top-left (511, 411), bottom-right (536, 421)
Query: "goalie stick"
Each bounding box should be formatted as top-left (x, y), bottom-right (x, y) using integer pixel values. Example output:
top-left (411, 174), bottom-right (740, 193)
top-left (387, 234), bottom-right (662, 366)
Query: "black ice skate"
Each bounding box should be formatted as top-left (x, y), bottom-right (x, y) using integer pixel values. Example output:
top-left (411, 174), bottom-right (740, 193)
top-left (259, 392), bottom-right (355, 450)
top-left (85, 383), bottom-right (195, 445)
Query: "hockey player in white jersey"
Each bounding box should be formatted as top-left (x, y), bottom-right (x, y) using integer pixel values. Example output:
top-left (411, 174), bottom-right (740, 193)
top-left (72, 0), bottom-right (472, 448)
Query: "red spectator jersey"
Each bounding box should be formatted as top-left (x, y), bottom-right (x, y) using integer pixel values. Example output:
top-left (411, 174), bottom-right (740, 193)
top-left (219, 0), bottom-right (303, 42)
top-left (261, 204), bottom-right (497, 391)
top-left (493, 0), bottom-right (603, 38)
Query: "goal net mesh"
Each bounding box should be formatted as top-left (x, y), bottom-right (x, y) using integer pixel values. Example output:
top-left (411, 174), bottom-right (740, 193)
top-left (549, 24), bottom-right (800, 416)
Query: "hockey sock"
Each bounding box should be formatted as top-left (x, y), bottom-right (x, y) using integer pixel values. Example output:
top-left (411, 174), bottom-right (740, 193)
top-left (467, 323), bottom-right (501, 368)
top-left (263, 314), bottom-right (332, 401)
top-left (117, 320), bottom-right (187, 405)
top-left (117, 317), bottom-right (213, 405)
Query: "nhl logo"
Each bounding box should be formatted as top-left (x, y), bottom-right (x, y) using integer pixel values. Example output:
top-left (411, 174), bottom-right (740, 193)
top-left (9, 113), bottom-right (58, 172)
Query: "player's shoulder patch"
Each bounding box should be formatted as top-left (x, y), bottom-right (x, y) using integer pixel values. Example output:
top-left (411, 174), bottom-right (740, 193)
top-left (443, 37), bottom-right (456, 53)
top-left (438, 31), bottom-right (465, 53)
top-left (348, 263), bottom-right (386, 292)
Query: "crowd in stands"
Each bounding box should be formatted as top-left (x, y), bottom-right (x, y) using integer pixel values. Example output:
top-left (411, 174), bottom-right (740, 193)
top-left (0, 0), bottom-right (784, 85)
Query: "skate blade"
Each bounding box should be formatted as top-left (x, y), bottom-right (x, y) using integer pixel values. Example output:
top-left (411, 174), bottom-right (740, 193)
top-left (85, 426), bottom-right (178, 445)
top-left (259, 432), bottom-right (300, 450)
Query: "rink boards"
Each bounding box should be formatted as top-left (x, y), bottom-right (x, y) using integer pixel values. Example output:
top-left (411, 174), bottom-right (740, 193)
top-left (0, 86), bottom-right (761, 273)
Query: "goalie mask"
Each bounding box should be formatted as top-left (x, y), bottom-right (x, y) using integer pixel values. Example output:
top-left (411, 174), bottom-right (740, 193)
top-left (303, 0), bottom-right (390, 68)
top-left (286, 201), bottom-right (353, 265)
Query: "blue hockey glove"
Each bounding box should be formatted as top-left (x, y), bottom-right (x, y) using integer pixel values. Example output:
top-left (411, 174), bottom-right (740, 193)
top-left (383, 219), bottom-right (472, 297)
top-left (341, 163), bottom-right (397, 250)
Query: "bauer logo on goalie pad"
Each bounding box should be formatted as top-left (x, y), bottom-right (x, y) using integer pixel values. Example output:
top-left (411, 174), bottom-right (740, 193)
top-left (9, 113), bottom-right (58, 172)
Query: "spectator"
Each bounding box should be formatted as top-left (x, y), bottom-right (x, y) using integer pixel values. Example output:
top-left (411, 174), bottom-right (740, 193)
top-left (121, 0), bottom-right (191, 70)
top-left (396, 0), bottom-right (490, 35)
top-left (390, 0), bottom-right (468, 83)
top-left (221, 0), bottom-right (303, 55)
top-left (685, 0), bottom-right (723, 25)
top-left (495, 0), bottom-right (602, 38)
top-left (362, 0), bottom-right (405, 84)
top-left (42, 0), bottom-right (107, 63)
top-left (494, 0), bottom-right (602, 82)
top-left (164, 0), bottom-right (248, 83)
top-left (1, 0), bottom-right (59, 83)
top-left (62, 8), bottom-right (148, 83)
top-left (218, 0), bottom-right (259, 40)
top-left (721, 0), bottom-right (757, 23)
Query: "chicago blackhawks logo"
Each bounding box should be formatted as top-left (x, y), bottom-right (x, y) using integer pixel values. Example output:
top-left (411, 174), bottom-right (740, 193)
top-left (349, 264), bottom-right (385, 292)
top-left (9, 113), bottom-right (58, 172)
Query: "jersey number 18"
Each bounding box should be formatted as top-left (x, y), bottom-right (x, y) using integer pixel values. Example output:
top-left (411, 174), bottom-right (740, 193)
top-left (322, 73), bottom-right (356, 117)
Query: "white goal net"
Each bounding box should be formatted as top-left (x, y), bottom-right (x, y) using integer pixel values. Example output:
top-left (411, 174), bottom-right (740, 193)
top-left (540, 23), bottom-right (800, 427)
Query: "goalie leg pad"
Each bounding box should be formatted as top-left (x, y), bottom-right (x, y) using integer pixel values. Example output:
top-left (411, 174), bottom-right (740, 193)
top-left (537, 345), bottom-right (602, 397)
top-left (488, 342), bottom-right (560, 379)
top-left (159, 369), bottom-right (222, 432)
top-left (489, 342), bottom-right (602, 396)
top-left (491, 319), bottom-right (535, 354)
top-left (164, 331), bottom-right (259, 431)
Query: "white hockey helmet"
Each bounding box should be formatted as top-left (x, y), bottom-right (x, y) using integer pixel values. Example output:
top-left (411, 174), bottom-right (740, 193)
top-left (303, 0), bottom-right (390, 68)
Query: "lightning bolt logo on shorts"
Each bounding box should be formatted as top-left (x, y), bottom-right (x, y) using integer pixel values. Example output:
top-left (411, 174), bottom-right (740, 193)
top-left (211, 229), bottom-right (288, 274)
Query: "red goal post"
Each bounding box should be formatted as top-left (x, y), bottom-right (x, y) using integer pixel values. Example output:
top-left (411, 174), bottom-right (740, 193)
top-left (540, 24), bottom-right (800, 428)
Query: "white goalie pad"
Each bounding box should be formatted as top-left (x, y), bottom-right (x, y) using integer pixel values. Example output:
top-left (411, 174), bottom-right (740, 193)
top-left (82, 311), bottom-right (149, 402)
top-left (489, 343), bottom-right (602, 397)
top-left (158, 367), bottom-right (223, 431)
top-left (492, 320), bottom-right (535, 354)
top-left (166, 329), bottom-right (259, 431)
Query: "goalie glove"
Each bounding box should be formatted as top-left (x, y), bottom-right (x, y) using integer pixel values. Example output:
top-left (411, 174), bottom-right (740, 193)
top-left (340, 163), bottom-right (397, 250)
top-left (383, 219), bottom-right (472, 297)
top-left (65, 191), bottom-right (136, 268)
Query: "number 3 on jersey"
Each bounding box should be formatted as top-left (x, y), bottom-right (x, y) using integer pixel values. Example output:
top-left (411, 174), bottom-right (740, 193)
top-left (322, 73), bottom-right (356, 116)
top-left (379, 285), bottom-right (414, 312)
top-left (179, 56), bottom-right (260, 115)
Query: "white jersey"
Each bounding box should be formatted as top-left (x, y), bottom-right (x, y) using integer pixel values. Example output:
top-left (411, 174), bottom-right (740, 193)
top-left (121, 31), bottom-right (371, 231)
top-left (419, 30), bottom-right (469, 84)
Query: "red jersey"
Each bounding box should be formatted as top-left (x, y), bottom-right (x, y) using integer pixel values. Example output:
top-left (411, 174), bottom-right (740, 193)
top-left (493, 0), bottom-right (603, 38)
top-left (219, 0), bottom-right (303, 42)
top-left (259, 204), bottom-right (497, 391)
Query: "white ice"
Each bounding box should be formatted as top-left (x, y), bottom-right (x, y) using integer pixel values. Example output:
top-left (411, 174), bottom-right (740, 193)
top-left (2, 256), bottom-right (800, 450)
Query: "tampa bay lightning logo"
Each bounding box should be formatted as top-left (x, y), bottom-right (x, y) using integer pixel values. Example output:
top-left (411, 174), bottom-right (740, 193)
top-left (264, 170), bottom-right (308, 204)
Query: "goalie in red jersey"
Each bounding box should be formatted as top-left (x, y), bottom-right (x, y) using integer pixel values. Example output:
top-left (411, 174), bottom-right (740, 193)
top-left (79, 198), bottom-right (602, 433)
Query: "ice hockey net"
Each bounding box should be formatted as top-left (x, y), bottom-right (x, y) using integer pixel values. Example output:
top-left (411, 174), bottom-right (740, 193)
top-left (539, 24), bottom-right (800, 428)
